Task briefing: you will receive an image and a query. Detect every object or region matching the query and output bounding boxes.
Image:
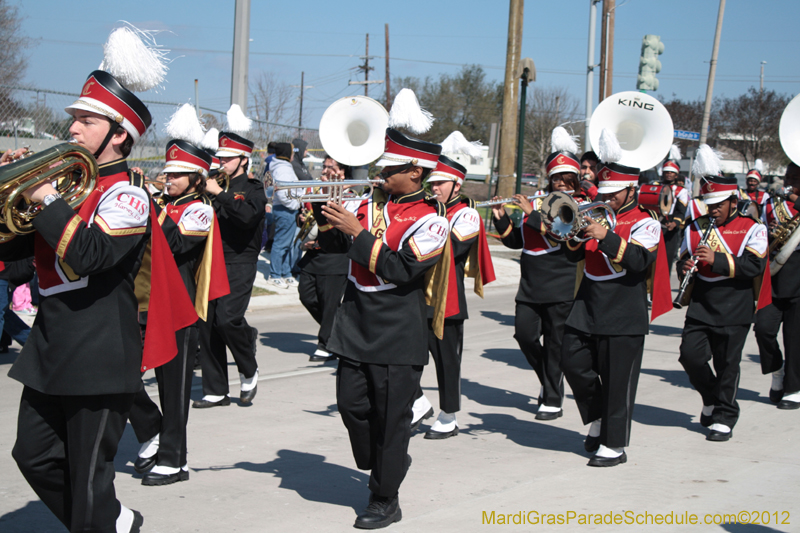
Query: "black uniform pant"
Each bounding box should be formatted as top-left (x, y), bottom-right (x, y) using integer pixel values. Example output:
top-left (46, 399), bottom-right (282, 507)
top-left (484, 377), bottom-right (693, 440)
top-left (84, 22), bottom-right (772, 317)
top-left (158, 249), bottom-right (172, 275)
top-left (199, 262), bottom-right (258, 396)
top-left (337, 358), bottom-right (420, 498)
top-left (426, 318), bottom-right (464, 413)
top-left (12, 386), bottom-right (134, 533)
top-left (679, 318), bottom-right (750, 428)
top-left (664, 226), bottom-right (681, 275)
top-left (515, 301), bottom-right (571, 408)
top-left (298, 271), bottom-right (347, 350)
top-left (129, 324), bottom-right (198, 468)
top-left (755, 297), bottom-right (800, 394)
top-left (561, 328), bottom-right (644, 448)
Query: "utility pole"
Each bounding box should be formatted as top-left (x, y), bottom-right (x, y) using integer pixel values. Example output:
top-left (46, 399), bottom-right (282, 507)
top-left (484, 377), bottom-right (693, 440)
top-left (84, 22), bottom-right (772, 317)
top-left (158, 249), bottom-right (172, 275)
top-left (598, 0), bottom-right (615, 102)
top-left (194, 79), bottom-right (200, 119)
top-left (760, 60), bottom-right (767, 92)
top-left (350, 33), bottom-right (383, 96)
top-left (497, 0), bottom-right (524, 200)
top-left (385, 24), bottom-right (392, 109)
top-left (230, 0), bottom-right (250, 108)
top-left (699, 0), bottom-right (726, 146)
top-left (585, 0), bottom-right (600, 151)
top-left (292, 72), bottom-right (313, 129)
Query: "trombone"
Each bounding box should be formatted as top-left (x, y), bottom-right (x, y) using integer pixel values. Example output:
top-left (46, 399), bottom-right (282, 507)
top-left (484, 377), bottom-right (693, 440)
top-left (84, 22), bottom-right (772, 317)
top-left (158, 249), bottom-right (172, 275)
top-left (273, 178), bottom-right (385, 204)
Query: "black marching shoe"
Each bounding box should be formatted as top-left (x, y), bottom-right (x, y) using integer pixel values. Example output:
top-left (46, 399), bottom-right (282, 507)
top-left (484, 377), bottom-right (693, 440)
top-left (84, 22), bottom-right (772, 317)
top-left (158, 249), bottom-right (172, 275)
top-left (770, 389), bottom-right (784, 404)
top-left (130, 510), bottom-right (144, 532)
top-left (706, 429), bottom-right (732, 442)
top-left (240, 385), bottom-right (257, 405)
top-left (777, 398), bottom-right (800, 410)
top-left (584, 435), bottom-right (600, 453)
top-left (133, 454), bottom-right (157, 474)
top-left (587, 451), bottom-right (627, 467)
top-left (410, 407), bottom-right (434, 433)
top-left (192, 397), bottom-right (231, 409)
top-left (424, 426), bottom-right (459, 440)
top-left (354, 493), bottom-right (402, 529)
top-left (141, 469), bottom-right (189, 486)
top-left (535, 409), bottom-right (563, 421)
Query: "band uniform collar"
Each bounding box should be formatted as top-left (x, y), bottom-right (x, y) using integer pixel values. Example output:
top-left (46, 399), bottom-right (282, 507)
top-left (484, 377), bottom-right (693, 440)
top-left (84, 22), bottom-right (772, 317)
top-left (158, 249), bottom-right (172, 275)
top-left (392, 188), bottom-right (426, 204)
top-left (715, 209), bottom-right (739, 227)
top-left (98, 158), bottom-right (129, 178)
top-left (617, 197), bottom-right (637, 215)
top-left (169, 191), bottom-right (202, 206)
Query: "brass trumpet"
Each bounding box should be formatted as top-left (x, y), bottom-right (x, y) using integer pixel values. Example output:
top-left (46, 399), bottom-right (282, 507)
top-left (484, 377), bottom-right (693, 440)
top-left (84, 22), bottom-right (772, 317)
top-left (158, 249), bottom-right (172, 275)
top-left (539, 191), bottom-right (616, 242)
top-left (273, 178), bottom-right (385, 204)
top-left (0, 143), bottom-right (98, 243)
top-left (208, 170), bottom-right (230, 193)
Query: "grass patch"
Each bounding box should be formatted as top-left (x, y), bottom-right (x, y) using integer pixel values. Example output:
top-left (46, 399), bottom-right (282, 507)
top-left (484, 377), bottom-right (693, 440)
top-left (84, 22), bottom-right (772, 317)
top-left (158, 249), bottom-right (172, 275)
top-left (252, 286), bottom-right (277, 296)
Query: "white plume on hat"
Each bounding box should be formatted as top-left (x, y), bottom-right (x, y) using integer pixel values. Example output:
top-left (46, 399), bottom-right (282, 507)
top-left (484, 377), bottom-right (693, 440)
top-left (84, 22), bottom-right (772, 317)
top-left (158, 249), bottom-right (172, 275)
top-left (692, 144), bottom-right (722, 177)
top-left (225, 104), bottom-right (252, 135)
top-left (550, 126), bottom-right (579, 154)
top-left (99, 23), bottom-right (169, 92)
top-left (388, 88), bottom-right (433, 134)
top-left (440, 131), bottom-right (483, 161)
top-left (597, 128), bottom-right (622, 164)
top-left (165, 103), bottom-right (204, 145)
top-left (669, 143), bottom-right (682, 161)
top-left (200, 127), bottom-right (220, 151)
top-left (754, 158), bottom-right (764, 173)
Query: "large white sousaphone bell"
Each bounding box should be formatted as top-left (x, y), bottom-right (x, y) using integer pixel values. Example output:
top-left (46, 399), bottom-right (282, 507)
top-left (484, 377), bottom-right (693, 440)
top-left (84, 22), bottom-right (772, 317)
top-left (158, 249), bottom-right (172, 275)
top-left (589, 91), bottom-right (674, 171)
top-left (318, 95), bottom-right (389, 167)
top-left (779, 92), bottom-right (800, 167)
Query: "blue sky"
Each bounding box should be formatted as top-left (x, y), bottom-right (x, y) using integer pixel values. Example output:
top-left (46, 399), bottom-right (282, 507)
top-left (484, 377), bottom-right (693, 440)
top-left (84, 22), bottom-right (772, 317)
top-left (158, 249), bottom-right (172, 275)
top-left (17, 0), bottom-right (800, 134)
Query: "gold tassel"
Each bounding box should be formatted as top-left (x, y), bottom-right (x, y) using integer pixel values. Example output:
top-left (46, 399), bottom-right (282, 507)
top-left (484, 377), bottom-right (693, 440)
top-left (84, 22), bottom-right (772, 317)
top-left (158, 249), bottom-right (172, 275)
top-left (425, 238), bottom-right (452, 340)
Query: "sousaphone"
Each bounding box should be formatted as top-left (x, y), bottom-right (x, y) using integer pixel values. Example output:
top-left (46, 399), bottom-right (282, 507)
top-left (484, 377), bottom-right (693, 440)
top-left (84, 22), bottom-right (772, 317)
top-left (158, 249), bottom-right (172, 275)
top-left (589, 91), bottom-right (674, 171)
top-left (772, 92), bottom-right (800, 274)
top-left (318, 95), bottom-right (389, 167)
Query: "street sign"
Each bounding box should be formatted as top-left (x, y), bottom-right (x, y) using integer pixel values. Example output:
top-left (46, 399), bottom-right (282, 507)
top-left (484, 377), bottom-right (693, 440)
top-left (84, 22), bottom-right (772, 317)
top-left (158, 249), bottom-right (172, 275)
top-left (674, 130), bottom-right (700, 141)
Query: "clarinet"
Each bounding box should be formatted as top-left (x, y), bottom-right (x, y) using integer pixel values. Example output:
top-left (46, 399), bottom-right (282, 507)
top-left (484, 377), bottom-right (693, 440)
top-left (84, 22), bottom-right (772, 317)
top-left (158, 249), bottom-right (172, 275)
top-left (673, 217), bottom-right (716, 310)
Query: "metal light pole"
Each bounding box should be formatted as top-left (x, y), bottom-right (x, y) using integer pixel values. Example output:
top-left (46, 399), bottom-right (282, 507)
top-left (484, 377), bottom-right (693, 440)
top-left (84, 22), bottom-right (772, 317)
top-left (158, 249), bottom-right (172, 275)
top-left (585, 0), bottom-right (599, 152)
top-left (516, 59), bottom-right (535, 194)
top-left (230, 0), bottom-right (251, 108)
top-left (760, 60), bottom-right (767, 92)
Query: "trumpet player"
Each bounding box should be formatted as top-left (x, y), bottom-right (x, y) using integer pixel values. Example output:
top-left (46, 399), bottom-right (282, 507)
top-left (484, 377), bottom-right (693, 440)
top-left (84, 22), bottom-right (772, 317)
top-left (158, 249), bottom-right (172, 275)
top-left (300, 155), bottom-right (352, 361)
top-left (677, 150), bottom-right (770, 442)
top-left (195, 106), bottom-right (267, 408)
top-left (755, 162), bottom-right (800, 409)
top-left (656, 148), bottom-right (690, 275)
top-left (560, 131), bottom-right (671, 467)
top-left (490, 127), bottom-right (586, 421)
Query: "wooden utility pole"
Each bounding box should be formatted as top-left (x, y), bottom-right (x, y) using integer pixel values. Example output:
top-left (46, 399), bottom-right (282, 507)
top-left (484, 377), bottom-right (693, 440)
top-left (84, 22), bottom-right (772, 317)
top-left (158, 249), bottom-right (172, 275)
top-left (364, 34), bottom-right (370, 96)
top-left (497, 0), bottom-right (524, 200)
top-left (700, 0), bottom-right (726, 145)
top-left (598, 0), bottom-right (615, 102)
top-left (385, 24), bottom-right (392, 109)
top-left (299, 71), bottom-right (305, 128)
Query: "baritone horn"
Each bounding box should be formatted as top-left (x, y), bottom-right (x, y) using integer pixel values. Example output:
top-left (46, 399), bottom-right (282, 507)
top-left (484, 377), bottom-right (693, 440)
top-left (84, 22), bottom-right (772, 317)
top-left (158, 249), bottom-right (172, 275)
top-left (539, 191), bottom-right (616, 242)
top-left (0, 142), bottom-right (98, 243)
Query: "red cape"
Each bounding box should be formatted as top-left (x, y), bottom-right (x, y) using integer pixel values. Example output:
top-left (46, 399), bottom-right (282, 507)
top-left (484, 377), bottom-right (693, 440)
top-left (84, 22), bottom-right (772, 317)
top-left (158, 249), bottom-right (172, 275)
top-left (756, 260), bottom-right (773, 311)
top-left (649, 234), bottom-right (672, 322)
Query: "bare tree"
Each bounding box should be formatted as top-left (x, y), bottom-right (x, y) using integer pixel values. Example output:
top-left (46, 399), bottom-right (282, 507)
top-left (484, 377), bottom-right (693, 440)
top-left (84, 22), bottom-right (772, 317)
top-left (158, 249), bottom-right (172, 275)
top-left (0, 1), bottom-right (30, 124)
top-left (522, 86), bottom-right (581, 183)
top-left (716, 87), bottom-right (790, 169)
top-left (250, 72), bottom-right (298, 145)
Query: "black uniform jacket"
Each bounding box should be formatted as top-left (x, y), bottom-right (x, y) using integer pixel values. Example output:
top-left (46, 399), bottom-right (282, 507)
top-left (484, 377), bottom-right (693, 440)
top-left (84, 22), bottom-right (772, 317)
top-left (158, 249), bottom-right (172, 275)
top-left (564, 200), bottom-right (660, 336)
top-left (678, 212), bottom-right (768, 326)
top-left (213, 173), bottom-right (267, 263)
top-left (2, 159), bottom-right (150, 395)
top-left (321, 189), bottom-right (448, 365)
top-left (493, 199), bottom-right (577, 304)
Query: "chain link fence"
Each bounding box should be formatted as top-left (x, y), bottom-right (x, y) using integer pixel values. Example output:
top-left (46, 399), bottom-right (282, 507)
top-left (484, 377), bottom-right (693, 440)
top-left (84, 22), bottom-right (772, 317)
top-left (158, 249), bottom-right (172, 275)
top-left (0, 85), bottom-right (321, 177)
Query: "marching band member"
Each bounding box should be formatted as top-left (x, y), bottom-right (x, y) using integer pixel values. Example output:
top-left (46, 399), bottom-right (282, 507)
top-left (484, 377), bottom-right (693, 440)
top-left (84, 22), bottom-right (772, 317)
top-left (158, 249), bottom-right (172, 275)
top-left (2, 26), bottom-right (196, 532)
top-left (656, 145), bottom-right (690, 274)
top-left (318, 89), bottom-right (450, 529)
top-left (560, 129), bottom-right (671, 467)
top-left (490, 127), bottom-right (586, 421)
top-left (677, 145), bottom-right (770, 441)
top-left (195, 106), bottom-right (267, 408)
top-left (755, 162), bottom-right (800, 409)
top-left (414, 131), bottom-right (495, 439)
top-left (129, 105), bottom-right (229, 485)
top-left (300, 154), bottom-right (351, 361)
top-left (742, 159), bottom-right (770, 218)
top-left (579, 150), bottom-right (600, 200)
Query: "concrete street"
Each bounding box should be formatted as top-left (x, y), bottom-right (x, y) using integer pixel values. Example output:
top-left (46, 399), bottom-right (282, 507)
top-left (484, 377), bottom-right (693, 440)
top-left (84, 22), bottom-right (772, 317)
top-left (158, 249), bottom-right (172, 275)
top-left (0, 250), bottom-right (797, 532)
